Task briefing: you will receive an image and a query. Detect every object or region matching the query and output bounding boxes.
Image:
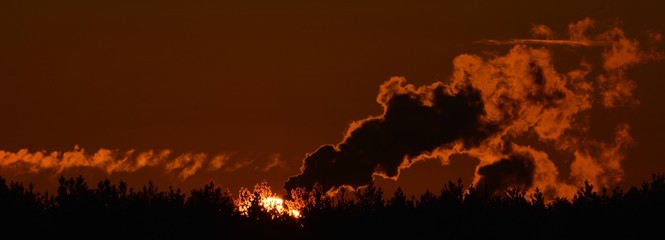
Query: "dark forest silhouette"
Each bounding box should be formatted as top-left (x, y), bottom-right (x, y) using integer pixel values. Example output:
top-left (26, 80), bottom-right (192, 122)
top-left (1, 174), bottom-right (664, 239)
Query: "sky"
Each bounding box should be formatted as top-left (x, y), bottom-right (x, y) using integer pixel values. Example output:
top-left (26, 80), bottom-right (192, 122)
top-left (1, 0), bottom-right (664, 198)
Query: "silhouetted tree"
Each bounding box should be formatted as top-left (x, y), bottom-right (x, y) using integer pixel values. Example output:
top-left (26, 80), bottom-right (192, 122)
top-left (0, 173), bottom-right (664, 239)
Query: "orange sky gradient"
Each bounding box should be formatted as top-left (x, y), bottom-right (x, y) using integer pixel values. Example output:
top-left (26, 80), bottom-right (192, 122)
top-left (1, 0), bottom-right (664, 198)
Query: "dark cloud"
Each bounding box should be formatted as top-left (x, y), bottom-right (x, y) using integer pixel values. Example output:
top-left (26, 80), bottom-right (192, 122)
top-left (284, 81), bottom-right (494, 193)
top-left (475, 154), bottom-right (536, 195)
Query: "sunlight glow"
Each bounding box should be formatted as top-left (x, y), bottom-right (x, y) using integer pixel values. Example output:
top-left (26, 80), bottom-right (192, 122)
top-left (262, 196), bottom-right (302, 218)
top-left (237, 193), bottom-right (302, 219)
top-left (262, 196), bottom-right (284, 213)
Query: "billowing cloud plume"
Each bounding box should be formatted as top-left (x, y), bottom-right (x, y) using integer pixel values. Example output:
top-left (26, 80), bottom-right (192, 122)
top-left (570, 124), bottom-right (634, 188)
top-left (284, 81), bottom-right (494, 193)
top-left (285, 18), bottom-right (661, 199)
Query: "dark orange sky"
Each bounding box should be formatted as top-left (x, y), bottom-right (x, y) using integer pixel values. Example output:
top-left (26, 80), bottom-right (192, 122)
top-left (1, 0), bottom-right (664, 197)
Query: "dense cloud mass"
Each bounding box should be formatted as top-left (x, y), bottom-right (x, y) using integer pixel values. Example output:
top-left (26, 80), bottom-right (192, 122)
top-left (284, 83), bottom-right (495, 193)
top-left (285, 18), bottom-right (662, 198)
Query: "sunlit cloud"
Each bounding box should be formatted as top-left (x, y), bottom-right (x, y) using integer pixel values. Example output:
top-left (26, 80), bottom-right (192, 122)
top-left (0, 145), bottom-right (247, 180)
top-left (260, 154), bottom-right (287, 172)
top-left (530, 24), bottom-right (554, 39)
top-left (476, 39), bottom-right (612, 47)
top-left (224, 159), bottom-right (254, 172)
top-left (208, 154), bottom-right (231, 171)
top-left (570, 124), bottom-right (634, 188)
top-left (286, 18), bottom-right (662, 200)
top-left (165, 152), bottom-right (207, 180)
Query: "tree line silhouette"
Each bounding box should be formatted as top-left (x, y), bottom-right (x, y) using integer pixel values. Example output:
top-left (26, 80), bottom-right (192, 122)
top-left (1, 174), bottom-right (663, 239)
